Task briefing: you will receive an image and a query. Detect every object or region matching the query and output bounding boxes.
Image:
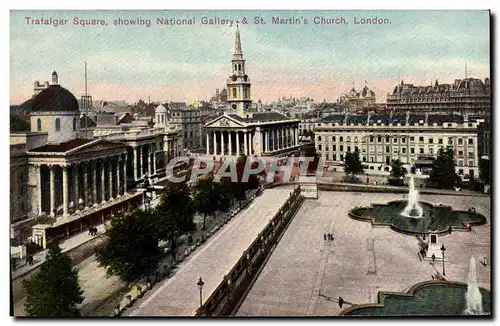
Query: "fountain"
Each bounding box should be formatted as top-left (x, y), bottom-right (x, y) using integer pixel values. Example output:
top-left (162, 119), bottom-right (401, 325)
top-left (401, 176), bottom-right (424, 218)
top-left (464, 257), bottom-right (483, 315)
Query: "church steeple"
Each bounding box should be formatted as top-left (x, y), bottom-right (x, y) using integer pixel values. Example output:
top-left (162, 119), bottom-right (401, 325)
top-left (233, 23), bottom-right (243, 60)
top-left (227, 24), bottom-right (252, 117)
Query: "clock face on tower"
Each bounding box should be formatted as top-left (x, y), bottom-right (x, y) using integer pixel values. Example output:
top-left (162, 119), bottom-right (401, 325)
top-left (231, 75), bottom-right (237, 81)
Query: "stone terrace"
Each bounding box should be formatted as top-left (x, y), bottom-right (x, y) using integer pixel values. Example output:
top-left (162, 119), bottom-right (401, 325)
top-left (237, 191), bottom-right (490, 316)
top-left (126, 186), bottom-right (296, 316)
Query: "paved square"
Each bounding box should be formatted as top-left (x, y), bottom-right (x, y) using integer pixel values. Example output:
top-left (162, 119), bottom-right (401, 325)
top-left (236, 191), bottom-right (490, 316)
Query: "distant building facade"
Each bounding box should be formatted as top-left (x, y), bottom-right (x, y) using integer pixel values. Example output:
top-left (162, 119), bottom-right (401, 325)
top-left (314, 113), bottom-right (481, 179)
top-left (338, 83), bottom-right (376, 112)
top-left (386, 78), bottom-right (491, 116)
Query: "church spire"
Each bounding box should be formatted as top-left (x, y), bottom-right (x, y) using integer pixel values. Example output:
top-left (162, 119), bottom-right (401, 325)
top-left (233, 22), bottom-right (243, 59)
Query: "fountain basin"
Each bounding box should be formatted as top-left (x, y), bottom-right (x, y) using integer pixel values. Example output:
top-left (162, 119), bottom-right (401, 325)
top-left (349, 200), bottom-right (486, 235)
top-left (340, 280), bottom-right (491, 316)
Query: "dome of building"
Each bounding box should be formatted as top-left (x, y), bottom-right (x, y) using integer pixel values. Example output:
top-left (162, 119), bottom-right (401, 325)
top-left (31, 85), bottom-right (79, 113)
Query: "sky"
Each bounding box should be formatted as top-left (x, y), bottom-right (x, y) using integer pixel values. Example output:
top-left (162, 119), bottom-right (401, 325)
top-left (10, 10), bottom-right (490, 105)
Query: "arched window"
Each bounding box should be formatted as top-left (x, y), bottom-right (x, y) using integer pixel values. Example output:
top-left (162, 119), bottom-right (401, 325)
top-left (37, 118), bottom-right (41, 131)
top-left (238, 64), bottom-right (242, 71)
top-left (73, 117), bottom-right (77, 132)
top-left (232, 88), bottom-right (237, 98)
top-left (55, 118), bottom-right (61, 132)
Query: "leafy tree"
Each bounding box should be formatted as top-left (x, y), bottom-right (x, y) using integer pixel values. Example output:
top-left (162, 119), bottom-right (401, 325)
top-left (193, 177), bottom-right (218, 230)
top-left (95, 209), bottom-right (162, 283)
top-left (154, 181), bottom-right (196, 255)
top-left (429, 146), bottom-right (461, 189)
top-left (479, 157), bottom-right (491, 185)
top-left (23, 244), bottom-right (84, 316)
top-left (343, 148), bottom-right (364, 182)
top-left (390, 159), bottom-right (407, 180)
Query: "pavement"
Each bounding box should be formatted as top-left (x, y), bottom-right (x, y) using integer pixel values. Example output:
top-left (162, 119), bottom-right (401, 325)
top-left (125, 186), bottom-right (295, 316)
top-left (236, 191), bottom-right (490, 316)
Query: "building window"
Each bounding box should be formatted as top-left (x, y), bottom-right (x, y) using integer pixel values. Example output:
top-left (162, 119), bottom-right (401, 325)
top-left (37, 118), bottom-right (41, 131)
top-left (362, 157), bottom-right (366, 162)
top-left (326, 145), bottom-right (329, 151)
top-left (340, 136), bottom-right (343, 142)
top-left (340, 155), bottom-right (344, 161)
top-left (385, 146), bottom-right (390, 153)
top-left (429, 138), bottom-right (433, 144)
top-left (438, 138), bottom-right (443, 144)
top-left (468, 139), bottom-right (473, 145)
top-left (410, 136), bottom-right (414, 142)
top-left (429, 148), bottom-right (434, 155)
top-left (402, 148), bottom-right (407, 154)
top-left (232, 88), bottom-right (237, 98)
top-left (340, 145), bottom-right (344, 152)
top-left (402, 137), bottom-right (406, 144)
top-left (370, 136), bottom-right (374, 143)
top-left (458, 169), bottom-right (464, 175)
top-left (378, 136), bottom-right (382, 143)
top-left (55, 118), bottom-right (61, 132)
top-left (419, 148), bottom-right (424, 154)
top-left (458, 138), bottom-right (463, 145)
top-left (318, 136), bottom-right (322, 141)
top-left (419, 136), bottom-right (424, 142)
top-left (469, 160), bottom-right (474, 167)
top-left (347, 146), bottom-right (351, 152)
top-left (346, 136), bottom-right (351, 142)
top-left (385, 136), bottom-right (390, 142)
top-left (318, 145), bottom-right (322, 151)
top-left (458, 151), bottom-right (464, 156)
top-left (333, 145), bottom-right (336, 151)
top-left (332, 136), bottom-right (336, 141)
top-left (448, 138), bottom-right (453, 145)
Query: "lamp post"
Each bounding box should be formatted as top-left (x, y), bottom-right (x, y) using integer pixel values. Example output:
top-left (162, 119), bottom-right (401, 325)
top-left (197, 277), bottom-right (204, 308)
top-left (422, 214), bottom-right (426, 240)
top-left (440, 244), bottom-right (446, 276)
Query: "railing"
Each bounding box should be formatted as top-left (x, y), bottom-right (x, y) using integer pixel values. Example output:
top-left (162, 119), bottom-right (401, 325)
top-left (195, 186), bottom-right (304, 316)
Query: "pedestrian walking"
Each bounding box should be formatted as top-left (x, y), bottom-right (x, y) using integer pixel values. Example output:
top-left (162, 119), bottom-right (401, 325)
top-left (338, 297), bottom-right (344, 309)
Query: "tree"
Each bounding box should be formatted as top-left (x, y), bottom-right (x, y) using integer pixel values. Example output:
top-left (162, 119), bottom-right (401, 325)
top-left (429, 146), bottom-right (461, 189)
top-left (23, 244), bottom-right (84, 316)
top-left (154, 181), bottom-right (196, 255)
top-left (343, 148), bottom-right (364, 182)
top-left (193, 177), bottom-right (218, 230)
top-left (95, 209), bottom-right (162, 283)
top-left (390, 159), bottom-right (407, 180)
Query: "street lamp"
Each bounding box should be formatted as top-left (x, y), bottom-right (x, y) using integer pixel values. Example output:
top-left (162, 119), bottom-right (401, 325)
top-left (197, 277), bottom-right (204, 308)
top-left (422, 214), bottom-right (426, 240)
top-left (440, 244), bottom-right (446, 276)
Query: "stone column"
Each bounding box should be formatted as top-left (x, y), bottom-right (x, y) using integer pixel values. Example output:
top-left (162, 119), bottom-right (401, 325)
top-left (92, 161), bottom-right (97, 206)
top-left (83, 162), bottom-right (88, 208)
top-left (153, 145), bottom-right (157, 175)
top-left (228, 131), bottom-right (232, 155)
top-left (221, 131), bottom-right (225, 155)
top-left (138, 145), bottom-right (143, 179)
top-left (272, 129), bottom-right (276, 151)
top-left (115, 156), bottom-right (121, 198)
top-left (236, 131), bottom-right (240, 156)
top-left (244, 131), bottom-right (248, 155)
top-left (101, 160), bottom-right (106, 203)
top-left (132, 146), bottom-right (137, 181)
top-left (74, 164), bottom-right (80, 212)
top-left (213, 131), bottom-right (217, 155)
top-left (206, 133), bottom-right (210, 155)
top-left (62, 165), bottom-right (69, 217)
top-left (147, 145), bottom-right (152, 176)
top-left (109, 158), bottom-right (114, 200)
top-left (295, 127), bottom-right (299, 145)
top-left (123, 155), bottom-right (128, 195)
top-left (49, 165), bottom-right (55, 217)
top-left (37, 165), bottom-right (43, 216)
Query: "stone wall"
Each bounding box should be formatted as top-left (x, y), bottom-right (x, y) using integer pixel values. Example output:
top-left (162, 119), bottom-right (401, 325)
top-left (195, 186), bottom-right (304, 316)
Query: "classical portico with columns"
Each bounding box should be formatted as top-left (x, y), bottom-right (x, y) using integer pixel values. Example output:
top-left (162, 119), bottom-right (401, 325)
top-left (204, 25), bottom-right (301, 158)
